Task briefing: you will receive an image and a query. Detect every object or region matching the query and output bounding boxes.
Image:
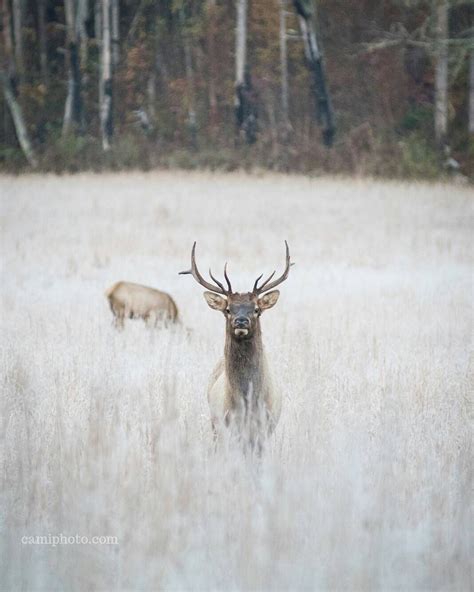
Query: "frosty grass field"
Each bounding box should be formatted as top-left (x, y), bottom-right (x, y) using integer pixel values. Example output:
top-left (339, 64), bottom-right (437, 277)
top-left (1, 172), bottom-right (472, 591)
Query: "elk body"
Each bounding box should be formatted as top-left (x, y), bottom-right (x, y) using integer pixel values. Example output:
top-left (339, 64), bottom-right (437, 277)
top-left (180, 242), bottom-right (292, 451)
top-left (105, 281), bottom-right (178, 329)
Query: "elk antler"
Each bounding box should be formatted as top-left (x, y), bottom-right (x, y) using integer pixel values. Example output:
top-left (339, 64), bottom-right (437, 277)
top-left (223, 262), bottom-right (233, 293)
top-left (179, 242), bottom-right (232, 295)
top-left (253, 241), bottom-right (293, 294)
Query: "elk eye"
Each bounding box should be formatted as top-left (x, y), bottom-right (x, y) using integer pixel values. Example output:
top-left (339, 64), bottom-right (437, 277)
top-left (255, 308), bottom-right (260, 314)
top-left (225, 308), bottom-right (230, 314)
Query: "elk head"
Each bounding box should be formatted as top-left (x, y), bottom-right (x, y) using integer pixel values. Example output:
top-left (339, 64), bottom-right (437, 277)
top-left (180, 242), bottom-right (292, 340)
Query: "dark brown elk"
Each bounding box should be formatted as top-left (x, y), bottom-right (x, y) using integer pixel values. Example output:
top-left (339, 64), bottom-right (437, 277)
top-left (105, 281), bottom-right (178, 329)
top-left (180, 242), bottom-right (292, 451)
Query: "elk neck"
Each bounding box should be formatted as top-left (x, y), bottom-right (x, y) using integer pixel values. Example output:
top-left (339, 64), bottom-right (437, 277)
top-left (224, 321), bottom-right (265, 402)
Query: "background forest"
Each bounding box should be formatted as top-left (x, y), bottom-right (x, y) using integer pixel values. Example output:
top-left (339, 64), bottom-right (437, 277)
top-left (1, 0), bottom-right (473, 178)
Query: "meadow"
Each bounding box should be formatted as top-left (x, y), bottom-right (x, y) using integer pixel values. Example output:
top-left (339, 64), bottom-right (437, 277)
top-left (1, 172), bottom-right (472, 591)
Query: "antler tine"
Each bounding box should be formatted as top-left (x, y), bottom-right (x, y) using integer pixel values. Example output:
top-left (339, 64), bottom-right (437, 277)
top-left (179, 242), bottom-right (227, 294)
top-left (224, 262), bottom-right (233, 293)
top-left (254, 241), bottom-right (292, 294)
top-left (256, 270), bottom-right (276, 292)
top-left (252, 273), bottom-right (264, 293)
top-left (209, 268), bottom-right (227, 293)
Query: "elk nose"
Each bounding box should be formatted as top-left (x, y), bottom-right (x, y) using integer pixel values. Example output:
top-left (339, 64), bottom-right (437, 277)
top-left (234, 316), bottom-right (250, 328)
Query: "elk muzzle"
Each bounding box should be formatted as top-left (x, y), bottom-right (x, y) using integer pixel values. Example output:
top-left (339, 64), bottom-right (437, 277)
top-left (232, 316), bottom-right (250, 337)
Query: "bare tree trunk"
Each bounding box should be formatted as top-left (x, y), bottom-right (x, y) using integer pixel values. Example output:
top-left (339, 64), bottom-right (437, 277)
top-left (147, 4), bottom-right (169, 129)
top-left (63, 0), bottom-right (84, 135)
top-left (12, 0), bottom-right (23, 81)
top-left (280, 0), bottom-right (289, 127)
top-left (147, 73), bottom-right (156, 122)
top-left (469, 47), bottom-right (474, 135)
top-left (434, 0), bottom-right (449, 147)
top-left (235, 0), bottom-right (246, 90)
top-left (180, 8), bottom-right (197, 148)
top-left (95, 0), bottom-right (102, 42)
top-left (38, 0), bottom-right (49, 85)
top-left (111, 0), bottom-right (119, 69)
top-left (77, 0), bottom-right (89, 68)
top-left (62, 0), bottom-right (74, 134)
top-left (206, 0), bottom-right (218, 133)
top-left (95, 0), bottom-right (103, 114)
top-left (294, 0), bottom-right (335, 147)
top-left (235, 0), bottom-right (257, 143)
top-left (1, 0), bottom-right (17, 89)
top-left (100, 0), bottom-right (113, 151)
top-left (1, 71), bottom-right (37, 167)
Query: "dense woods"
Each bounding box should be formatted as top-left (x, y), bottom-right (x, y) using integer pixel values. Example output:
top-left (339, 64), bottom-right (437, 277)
top-left (0, 0), bottom-right (473, 177)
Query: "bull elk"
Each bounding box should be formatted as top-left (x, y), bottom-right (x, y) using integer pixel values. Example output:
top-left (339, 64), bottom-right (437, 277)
top-left (105, 281), bottom-right (178, 329)
top-left (180, 242), bottom-right (292, 451)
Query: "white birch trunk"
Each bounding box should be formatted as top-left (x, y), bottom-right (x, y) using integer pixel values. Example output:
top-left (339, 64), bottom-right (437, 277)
top-left (280, 0), bottom-right (289, 125)
top-left (296, 8), bottom-right (335, 146)
top-left (77, 0), bottom-right (89, 68)
top-left (12, 0), bottom-right (23, 79)
top-left (95, 0), bottom-right (102, 43)
top-left (147, 73), bottom-right (156, 121)
top-left (297, 15), bottom-right (320, 62)
top-left (38, 0), bottom-right (49, 85)
top-left (63, 80), bottom-right (73, 135)
top-left (95, 0), bottom-right (102, 108)
top-left (1, 71), bottom-right (37, 167)
top-left (2, 0), bottom-right (16, 85)
top-left (63, 0), bottom-right (73, 133)
top-left (469, 47), bottom-right (474, 135)
top-left (181, 9), bottom-right (197, 146)
top-left (111, 0), bottom-right (119, 69)
top-left (235, 0), bottom-right (256, 142)
top-left (235, 0), bottom-right (247, 88)
top-left (206, 0), bottom-right (218, 130)
top-left (434, 0), bottom-right (449, 147)
top-left (100, 0), bottom-right (113, 151)
top-left (63, 0), bottom-right (83, 135)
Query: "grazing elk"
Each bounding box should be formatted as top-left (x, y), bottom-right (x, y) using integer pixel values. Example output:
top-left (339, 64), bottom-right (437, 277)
top-left (105, 281), bottom-right (178, 329)
top-left (180, 242), bottom-right (292, 451)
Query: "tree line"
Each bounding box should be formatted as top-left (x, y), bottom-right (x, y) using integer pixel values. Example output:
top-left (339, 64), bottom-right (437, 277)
top-left (0, 0), bottom-right (473, 177)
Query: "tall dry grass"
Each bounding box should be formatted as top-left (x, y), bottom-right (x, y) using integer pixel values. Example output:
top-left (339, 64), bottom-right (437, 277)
top-left (1, 172), bottom-right (472, 591)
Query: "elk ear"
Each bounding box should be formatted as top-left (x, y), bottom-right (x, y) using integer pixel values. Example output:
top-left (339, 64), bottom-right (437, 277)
top-left (258, 290), bottom-right (280, 310)
top-left (203, 291), bottom-right (227, 311)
